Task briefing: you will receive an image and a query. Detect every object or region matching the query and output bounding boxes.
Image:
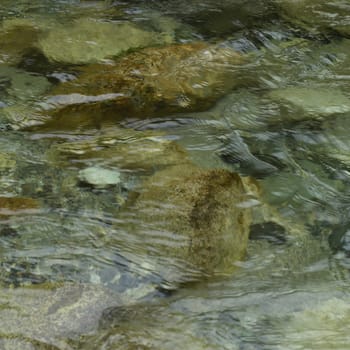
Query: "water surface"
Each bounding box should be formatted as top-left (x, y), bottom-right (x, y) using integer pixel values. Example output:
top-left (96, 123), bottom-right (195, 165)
top-left (0, 1), bottom-right (350, 349)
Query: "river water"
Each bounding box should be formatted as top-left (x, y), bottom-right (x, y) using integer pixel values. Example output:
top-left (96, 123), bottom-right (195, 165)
top-left (1, 1), bottom-right (350, 349)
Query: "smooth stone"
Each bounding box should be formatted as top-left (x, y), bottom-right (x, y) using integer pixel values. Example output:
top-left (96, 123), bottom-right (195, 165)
top-left (0, 65), bottom-right (51, 104)
top-left (38, 18), bottom-right (169, 64)
top-left (79, 166), bottom-right (121, 187)
top-left (269, 87), bottom-right (350, 118)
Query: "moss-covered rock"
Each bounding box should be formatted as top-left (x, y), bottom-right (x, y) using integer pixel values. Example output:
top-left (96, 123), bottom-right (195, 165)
top-left (121, 164), bottom-right (252, 277)
top-left (42, 42), bottom-right (244, 126)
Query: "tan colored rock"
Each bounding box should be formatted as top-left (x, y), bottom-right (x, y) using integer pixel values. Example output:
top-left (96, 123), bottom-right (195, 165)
top-left (122, 164), bottom-right (252, 276)
top-left (44, 42), bottom-right (244, 125)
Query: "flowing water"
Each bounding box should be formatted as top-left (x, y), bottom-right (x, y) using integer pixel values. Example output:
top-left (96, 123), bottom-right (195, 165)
top-left (1, 1), bottom-right (350, 349)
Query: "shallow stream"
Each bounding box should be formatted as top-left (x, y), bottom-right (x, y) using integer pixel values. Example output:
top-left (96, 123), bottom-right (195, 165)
top-left (1, 1), bottom-right (350, 349)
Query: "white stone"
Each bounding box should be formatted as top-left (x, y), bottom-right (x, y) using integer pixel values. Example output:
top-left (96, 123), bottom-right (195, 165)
top-left (79, 166), bottom-right (121, 187)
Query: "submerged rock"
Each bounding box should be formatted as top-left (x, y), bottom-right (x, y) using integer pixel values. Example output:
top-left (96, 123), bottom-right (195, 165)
top-left (38, 18), bottom-right (169, 65)
top-left (275, 0), bottom-right (350, 37)
top-left (301, 114), bottom-right (350, 168)
top-left (0, 283), bottom-right (122, 348)
top-left (47, 126), bottom-right (189, 172)
top-left (42, 42), bottom-right (244, 126)
top-left (139, 0), bottom-right (274, 38)
top-left (0, 64), bottom-right (51, 104)
top-left (0, 18), bottom-right (42, 64)
top-left (120, 164), bottom-right (252, 279)
top-left (269, 86), bottom-right (350, 119)
top-left (274, 296), bottom-right (350, 350)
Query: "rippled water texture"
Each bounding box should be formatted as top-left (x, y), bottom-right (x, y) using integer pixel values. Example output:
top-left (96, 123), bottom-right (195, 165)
top-left (1, 0), bottom-right (350, 349)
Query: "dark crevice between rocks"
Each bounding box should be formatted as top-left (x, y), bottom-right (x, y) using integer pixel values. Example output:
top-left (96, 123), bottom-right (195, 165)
top-left (249, 221), bottom-right (287, 245)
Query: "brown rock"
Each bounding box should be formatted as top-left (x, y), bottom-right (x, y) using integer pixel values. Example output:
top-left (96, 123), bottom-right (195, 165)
top-left (0, 196), bottom-right (40, 218)
top-left (42, 42), bottom-right (244, 127)
top-left (121, 164), bottom-right (252, 277)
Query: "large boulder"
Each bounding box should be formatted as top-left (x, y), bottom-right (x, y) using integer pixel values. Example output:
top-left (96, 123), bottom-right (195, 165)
top-left (119, 164), bottom-right (252, 280)
top-left (41, 42), bottom-right (244, 127)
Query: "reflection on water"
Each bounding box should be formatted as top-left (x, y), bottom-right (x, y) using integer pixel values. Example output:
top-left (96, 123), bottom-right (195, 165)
top-left (0, 0), bottom-right (350, 349)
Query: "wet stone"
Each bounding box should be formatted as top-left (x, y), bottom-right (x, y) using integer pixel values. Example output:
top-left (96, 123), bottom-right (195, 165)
top-left (78, 166), bottom-right (121, 188)
top-left (0, 18), bottom-right (42, 64)
top-left (38, 18), bottom-right (171, 65)
top-left (120, 164), bottom-right (252, 280)
top-left (43, 42), bottom-right (245, 126)
top-left (268, 86), bottom-right (350, 119)
top-left (0, 65), bottom-right (51, 105)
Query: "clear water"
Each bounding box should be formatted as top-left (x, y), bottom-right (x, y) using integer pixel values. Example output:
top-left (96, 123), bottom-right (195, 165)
top-left (0, 1), bottom-right (350, 349)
